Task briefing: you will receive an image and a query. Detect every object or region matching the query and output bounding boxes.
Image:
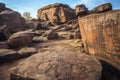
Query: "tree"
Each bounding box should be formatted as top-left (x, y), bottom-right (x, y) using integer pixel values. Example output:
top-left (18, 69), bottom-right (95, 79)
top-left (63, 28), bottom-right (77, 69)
top-left (23, 12), bottom-right (32, 20)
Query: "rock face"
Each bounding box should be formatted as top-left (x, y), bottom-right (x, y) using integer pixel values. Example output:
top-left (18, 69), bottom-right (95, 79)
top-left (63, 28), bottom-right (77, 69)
top-left (0, 3), bottom-right (25, 40)
top-left (37, 3), bottom-right (75, 23)
top-left (10, 41), bottom-right (102, 80)
top-left (8, 31), bottom-right (33, 47)
top-left (78, 10), bottom-right (120, 70)
top-left (0, 49), bottom-right (19, 63)
top-left (91, 3), bottom-right (112, 13)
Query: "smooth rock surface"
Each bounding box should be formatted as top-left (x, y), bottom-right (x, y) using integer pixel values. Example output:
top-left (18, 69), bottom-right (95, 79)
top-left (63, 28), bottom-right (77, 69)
top-left (10, 40), bottom-right (102, 80)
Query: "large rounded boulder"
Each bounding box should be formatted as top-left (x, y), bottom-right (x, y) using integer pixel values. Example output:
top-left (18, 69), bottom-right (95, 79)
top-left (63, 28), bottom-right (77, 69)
top-left (8, 31), bottom-right (33, 47)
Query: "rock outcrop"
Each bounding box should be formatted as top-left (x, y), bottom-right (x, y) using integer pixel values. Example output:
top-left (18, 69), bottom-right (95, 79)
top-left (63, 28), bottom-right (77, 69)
top-left (37, 3), bottom-right (75, 23)
top-left (0, 2), bottom-right (25, 40)
top-left (91, 3), bottom-right (112, 13)
top-left (78, 10), bottom-right (120, 70)
top-left (10, 40), bottom-right (102, 80)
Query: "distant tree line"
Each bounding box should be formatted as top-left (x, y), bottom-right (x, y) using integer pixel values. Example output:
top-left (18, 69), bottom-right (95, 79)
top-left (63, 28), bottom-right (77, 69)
top-left (23, 12), bottom-right (32, 20)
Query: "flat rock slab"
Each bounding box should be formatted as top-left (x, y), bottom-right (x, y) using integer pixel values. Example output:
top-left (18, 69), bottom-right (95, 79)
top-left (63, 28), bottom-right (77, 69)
top-left (10, 40), bottom-right (102, 80)
top-left (0, 49), bottom-right (19, 64)
top-left (18, 47), bottom-right (38, 58)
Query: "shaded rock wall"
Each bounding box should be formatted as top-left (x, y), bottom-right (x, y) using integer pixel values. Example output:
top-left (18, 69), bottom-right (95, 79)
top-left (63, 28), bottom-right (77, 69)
top-left (78, 10), bottom-right (120, 70)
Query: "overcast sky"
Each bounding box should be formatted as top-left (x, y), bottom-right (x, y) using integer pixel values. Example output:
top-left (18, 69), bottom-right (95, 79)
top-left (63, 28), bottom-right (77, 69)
top-left (0, 0), bottom-right (120, 18)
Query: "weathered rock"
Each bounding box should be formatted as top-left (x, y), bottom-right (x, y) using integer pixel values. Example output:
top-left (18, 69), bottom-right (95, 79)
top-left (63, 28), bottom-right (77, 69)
top-left (0, 49), bottom-right (19, 63)
top-left (37, 3), bottom-right (75, 23)
top-left (42, 30), bottom-right (58, 40)
top-left (33, 36), bottom-right (48, 43)
top-left (78, 10), bottom-right (120, 70)
top-left (75, 4), bottom-right (88, 16)
top-left (91, 3), bottom-right (112, 13)
top-left (0, 41), bottom-right (9, 49)
top-left (18, 47), bottom-right (37, 58)
top-left (10, 50), bottom-right (102, 80)
top-left (8, 31), bottom-right (33, 47)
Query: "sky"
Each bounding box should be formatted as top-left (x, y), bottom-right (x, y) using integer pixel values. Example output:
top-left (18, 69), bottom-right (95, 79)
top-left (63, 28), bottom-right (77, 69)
top-left (0, 0), bottom-right (120, 18)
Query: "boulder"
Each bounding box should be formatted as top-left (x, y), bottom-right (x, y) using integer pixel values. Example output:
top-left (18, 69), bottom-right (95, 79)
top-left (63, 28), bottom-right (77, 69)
top-left (0, 49), bottom-right (19, 63)
top-left (0, 41), bottom-right (9, 49)
top-left (42, 30), bottom-right (58, 40)
top-left (10, 51), bottom-right (102, 80)
top-left (91, 3), bottom-right (112, 13)
top-left (78, 10), bottom-right (120, 70)
top-left (75, 4), bottom-right (88, 16)
top-left (37, 3), bottom-right (75, 23)
top-left (18, 47), bottom-right (37, 58)
top-left (8, 31), bottom-right (33, 47)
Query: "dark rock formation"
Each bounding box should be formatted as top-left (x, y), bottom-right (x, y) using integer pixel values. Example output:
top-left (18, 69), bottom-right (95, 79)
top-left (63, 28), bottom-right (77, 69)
top-left (78, 10), bottom-right (120, 70)
top-left (0, 49), bottom-right (19, 64)
top-left (37, 3), bottom-right (75, 23)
